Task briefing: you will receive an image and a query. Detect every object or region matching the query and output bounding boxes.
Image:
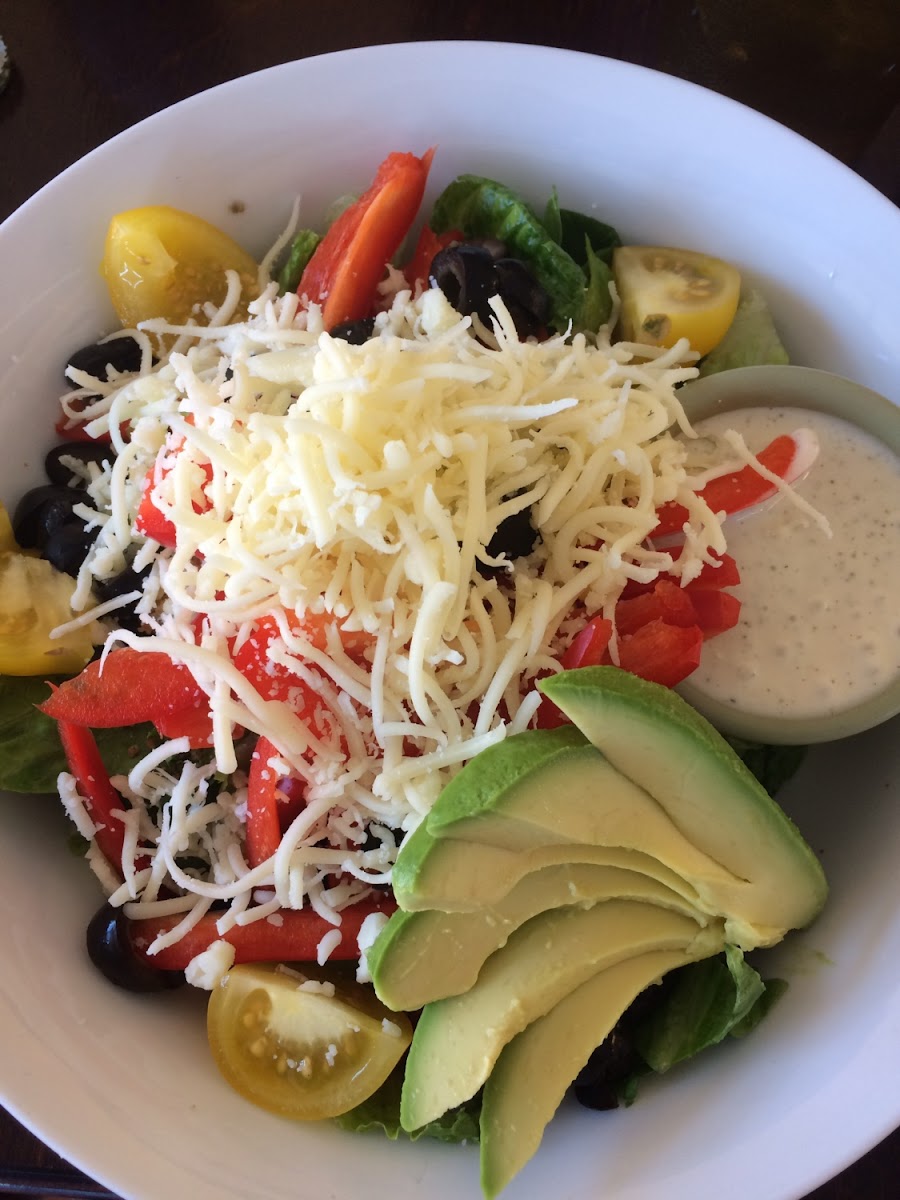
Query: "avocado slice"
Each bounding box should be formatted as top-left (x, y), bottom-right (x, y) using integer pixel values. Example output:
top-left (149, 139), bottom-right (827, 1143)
top-left (392, 821), bottom-right (703, 912)
top-left (399, 899), bottom-right (723, 1131)
top-left (423, 731), bottom-right (752, 899)
top-left (480, 946), bottom-right (711, 1198)
top-left (370, 863), bottom-right (706, 1012)
top-left (539, 667), bottom-right (827, 938)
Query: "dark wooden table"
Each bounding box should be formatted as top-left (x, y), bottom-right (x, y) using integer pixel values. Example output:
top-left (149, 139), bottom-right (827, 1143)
top-left (1, 1), bottom-right (898, 1197)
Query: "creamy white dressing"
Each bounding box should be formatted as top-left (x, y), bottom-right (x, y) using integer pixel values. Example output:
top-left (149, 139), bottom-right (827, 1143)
top-left (684, 405), bottom-right (900, 720)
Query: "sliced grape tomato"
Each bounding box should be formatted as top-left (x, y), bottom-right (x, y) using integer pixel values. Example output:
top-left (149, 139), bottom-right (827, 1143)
top-left (207, 962), bottom-right (412, 1120)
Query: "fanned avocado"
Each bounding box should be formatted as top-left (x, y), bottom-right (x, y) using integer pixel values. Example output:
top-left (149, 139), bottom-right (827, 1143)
top-left (399, 900), bottom-right (721, 1132)
top-left (371, 665), bottom-right (826, 1197)
top-left (370, 863), bottom-right (704, 1012)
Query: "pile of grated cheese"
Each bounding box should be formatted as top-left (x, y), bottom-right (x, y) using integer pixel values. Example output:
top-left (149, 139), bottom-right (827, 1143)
top-left (55, 269), bottom-right (731, 967)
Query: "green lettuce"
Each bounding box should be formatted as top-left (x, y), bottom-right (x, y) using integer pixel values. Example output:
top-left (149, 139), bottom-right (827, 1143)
top-left (727, 737), bottom-right (807, 796)
top-left (430, 175), bottom-right (588, 331)
top-left (633, 946), bottom-right (786, 1076)
top-left (335, 1065), bottom-right (480, 1144)
top-left (0, 674), bottom-right (159, 793)
top-left (276, 229), bottom-right (321, 294)
top-left (699, 286), bottom-right (790, 376)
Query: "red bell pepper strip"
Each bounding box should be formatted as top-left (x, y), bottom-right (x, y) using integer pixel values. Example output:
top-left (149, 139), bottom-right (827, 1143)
top-left (57, 719), bottom-right (129, 873)
top-left (652, 433), bottom-right (807, 539)
top-left (685, 552), bottom-right (741, 592)
top-left (135, 441), bottom-right (214, 548)
top-left (233, 612), bottom-right (372, 733)
top-left (55, 411), bottom-right (113, 444)
top-left (613, 579), bottom-right (698, 638)
top-left (687, 588), bottom-right (742, 638)
top-left (537, 615), bottom-right (614, 729)
top-left (618, 552), bottom-right (740, 602)
top-left (561, 615), bottom-right (614, 671)
top-left (246, 735), bottom-right (283, 868)
top-left (404, 224), bottom-right (463, 289)
top-left (129, 895), bottom-right (396, 971)
top-left (616, 619), bottom-right (704, 687)
top-left (298, 148), bottom-right (435, 328)
top-left (40, 649), bottom-right (215, 748)
top-left (135, 473), bottom-right (178, 546)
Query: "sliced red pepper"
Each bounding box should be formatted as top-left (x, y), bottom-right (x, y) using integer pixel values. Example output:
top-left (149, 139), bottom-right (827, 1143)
top-left (684, 552), bottom-right (741, 592)
top-left (55, 411), bottom-right (114, 444)
top-left (134, 441), bottom-right (214, 548)
top-left (57, 719), bottom-right (129, 873)
top-left (404, 224), bottom-right (463, 289)
top-left (616, 619), bottom-right (704, 687)
top-left (246, 735), bottom-right (283, 868)
top-left (561, 615), bottom-right (614, 671)
top-left (298, 148), bottom-right (435, 328)
top-left (135, 473), bottom-right (177, 546)
top-left (614, 579), bottom-right (698, 637)
top-left (40, 649), bottom-right (215, 748)
top-left (129, 895), bottom-right (396, 971)
top-left (653, 434), bottom-right (805, 538)
top-left (688, 588), bottom-right (742, 639)
top-left (618, 552), bottom-right (740, 602)
top-left (233, 612), bottom-right (372, 732)
top-left (537, 616), bottom-right (614, 728)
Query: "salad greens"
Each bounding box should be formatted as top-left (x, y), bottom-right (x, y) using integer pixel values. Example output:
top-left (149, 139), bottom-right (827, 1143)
top-left (632, 945), bottom-right (784, 1076)
top-left (0, 154), bottom-right (820, 1186)
top-left (699, 286), bottom-right (790, 376)
top-left (0, 674), bottom-right (158, 793)
top-left (276, 228), bottom-right (321, 294)
top-left (337, 1066), bottom-right (481, 1144)
top-left (430, 175), bottom-right (591, 330)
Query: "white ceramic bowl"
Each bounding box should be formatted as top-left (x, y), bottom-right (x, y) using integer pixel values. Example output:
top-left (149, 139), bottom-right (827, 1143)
top-left (1, 41), bottom-right (898, 1200)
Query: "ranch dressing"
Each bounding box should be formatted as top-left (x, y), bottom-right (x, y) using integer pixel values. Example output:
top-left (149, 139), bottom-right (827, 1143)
top-left (683, 406), bottom-right (900, 720)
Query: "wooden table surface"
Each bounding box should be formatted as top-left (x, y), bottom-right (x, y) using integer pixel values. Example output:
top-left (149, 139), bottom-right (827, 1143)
top-left (0, 1), bottom-right (898, 1197)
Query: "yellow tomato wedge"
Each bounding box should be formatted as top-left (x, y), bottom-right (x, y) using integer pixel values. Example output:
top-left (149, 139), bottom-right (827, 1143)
top-left (207, 963), bottom-right (412, 1120)
top-left (613, 245), bottom-right (741, 357)
top-left (0, 551), bottom-right (98, 675)
top-left (101, 205), bottom-right (259, 328)
top-left (0, 503), bottom-right (15, 553)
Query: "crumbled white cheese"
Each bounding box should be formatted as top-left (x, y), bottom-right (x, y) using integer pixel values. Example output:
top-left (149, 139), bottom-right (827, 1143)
top-left (184, 939), bottom-right (236, 989)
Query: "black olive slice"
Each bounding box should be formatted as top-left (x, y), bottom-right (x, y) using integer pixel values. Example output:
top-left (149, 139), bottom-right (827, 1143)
top-left (44, 441), bottom-right (115, 488)
top-left (12, 485), bottom-right (83, 551)
top-left (329, 317), bottom-right (377, 345)
top-left (66, 335), bottom-right (144, 381)
top-left (86, 902), bottom-right (185, 993)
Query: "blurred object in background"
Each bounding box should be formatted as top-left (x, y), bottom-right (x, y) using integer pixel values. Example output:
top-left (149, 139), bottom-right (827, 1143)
top-left (0, 35), bottom-right (10, 94)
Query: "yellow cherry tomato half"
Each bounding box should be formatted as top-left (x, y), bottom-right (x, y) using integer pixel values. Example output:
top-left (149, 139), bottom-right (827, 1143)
top-left (0, 551), bottom-right (98, 675)
top-left (101, 205), bottom-right (259, 328)
top-left (612, 246), bottom-right (741, 358)
top-left (0, 503), bottom-right (15, 553)
top-left (206, 963), bottom-right (412, 1120)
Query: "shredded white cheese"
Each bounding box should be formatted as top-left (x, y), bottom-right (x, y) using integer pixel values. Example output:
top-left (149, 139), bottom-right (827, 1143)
top-left (59, 274), bottom-right (734, 960)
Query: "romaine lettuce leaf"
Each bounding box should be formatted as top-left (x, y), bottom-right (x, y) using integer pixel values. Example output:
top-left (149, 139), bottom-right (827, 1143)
top-left (277, 229), bottom-right (321, 294)
top-left (335, 1066), bottom-right (480, 1144)
top-left (633, 945), bottom-right (784, 1074)
top-left (0, 674), bottom-right (159, 793)
top-left (430, 175), bottom-right (587, 330)
top-left (699, 286), bottom-right (790, 375)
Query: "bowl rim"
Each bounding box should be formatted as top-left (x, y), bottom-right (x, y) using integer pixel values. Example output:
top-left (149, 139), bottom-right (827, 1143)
top-left (1, 39), bottom-right (900, 1200)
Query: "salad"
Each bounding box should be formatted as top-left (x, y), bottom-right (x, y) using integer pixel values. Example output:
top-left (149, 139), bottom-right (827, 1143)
top-left (0, 148), bottom-right (824, 1195)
